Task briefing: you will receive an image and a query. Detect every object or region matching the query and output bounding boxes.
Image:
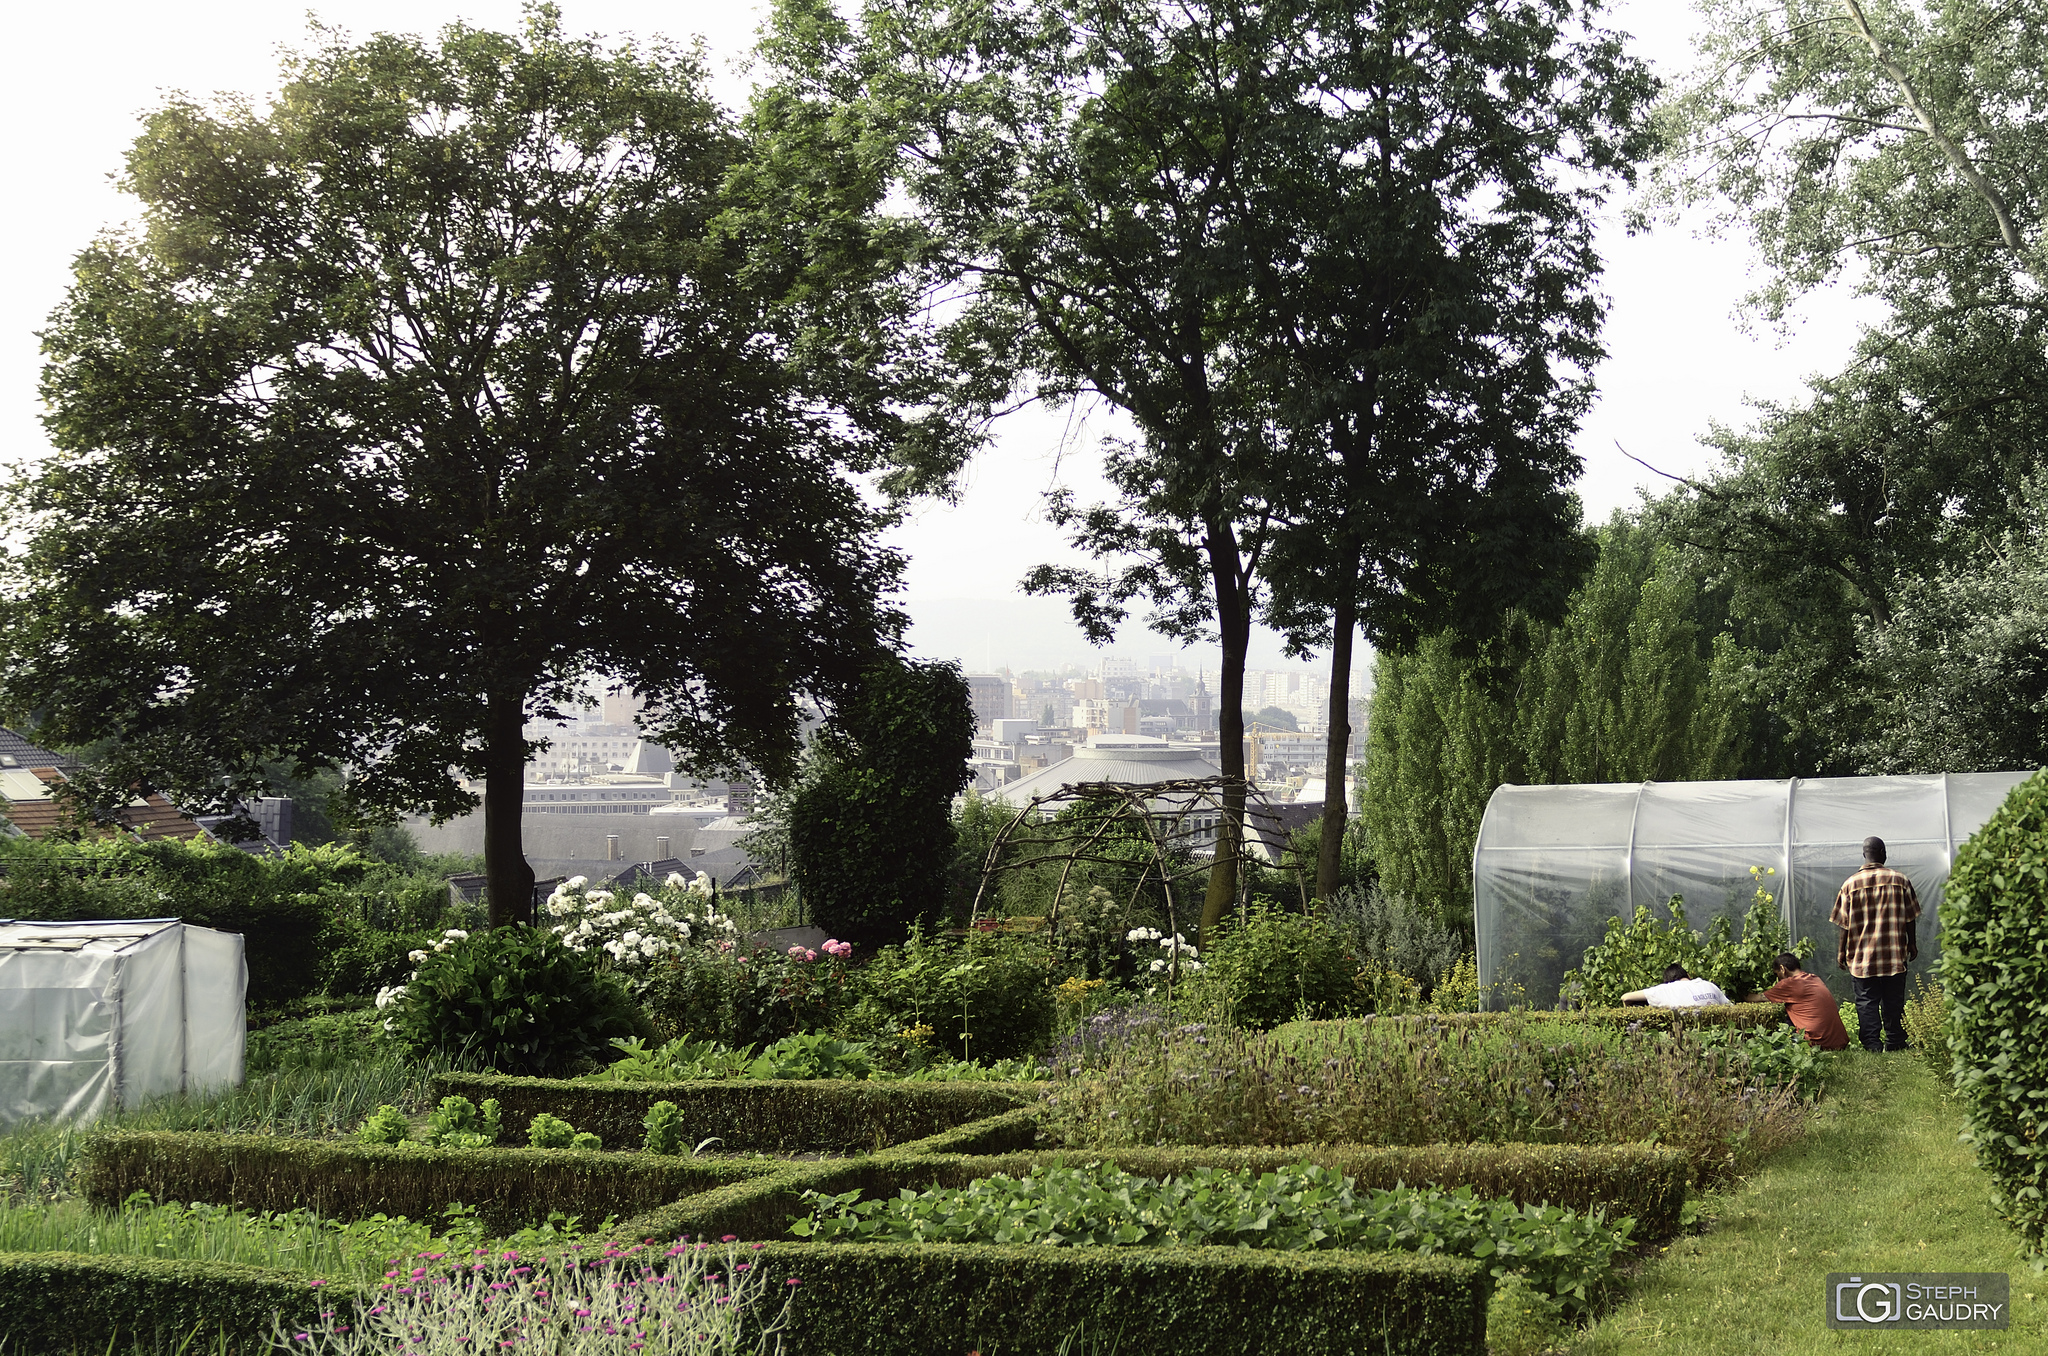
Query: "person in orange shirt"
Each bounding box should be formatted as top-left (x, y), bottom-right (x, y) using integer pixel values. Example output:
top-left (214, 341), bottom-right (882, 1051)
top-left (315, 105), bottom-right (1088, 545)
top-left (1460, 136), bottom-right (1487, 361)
top-left (1744, 952), bottom-right (1850, 1050)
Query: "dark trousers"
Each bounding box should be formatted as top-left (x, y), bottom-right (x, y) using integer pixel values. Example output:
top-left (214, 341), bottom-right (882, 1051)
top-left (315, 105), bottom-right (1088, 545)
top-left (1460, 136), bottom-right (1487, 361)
top-left (1852, 971), bottom-right (1909, 1052)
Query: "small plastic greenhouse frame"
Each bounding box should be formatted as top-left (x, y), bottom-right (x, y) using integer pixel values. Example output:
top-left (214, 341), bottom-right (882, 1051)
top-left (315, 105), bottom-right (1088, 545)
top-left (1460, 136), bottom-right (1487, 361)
top-left (0, 918), bottom-right (246, 1126)
top-left (1472, 772), bottom-right (2035, 1009)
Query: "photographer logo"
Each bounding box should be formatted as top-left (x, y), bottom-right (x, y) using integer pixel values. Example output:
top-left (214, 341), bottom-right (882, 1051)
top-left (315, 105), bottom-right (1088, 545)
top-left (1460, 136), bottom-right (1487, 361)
top-left (1825, 1273), bottom-right (2008, 1330)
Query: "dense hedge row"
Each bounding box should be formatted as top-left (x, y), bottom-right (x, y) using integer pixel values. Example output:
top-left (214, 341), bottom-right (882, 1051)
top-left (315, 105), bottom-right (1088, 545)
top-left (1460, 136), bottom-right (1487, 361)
top-left (79, 1133), bottom-right (774, 1233)
top-left (0, 1251), bottom-right (338, 1353)
top-left (741, 1240), bottom-right (1487, 1356)
top-left (431, 1071), bottom-right (1041, 1152)
top-left (1281, 1004), bottom-right (1792, 1039)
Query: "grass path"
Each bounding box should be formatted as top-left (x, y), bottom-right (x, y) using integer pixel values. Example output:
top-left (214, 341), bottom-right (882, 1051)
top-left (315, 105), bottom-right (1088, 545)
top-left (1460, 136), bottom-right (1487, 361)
top-left (1569, 1051), bottom-right (2042, 1354)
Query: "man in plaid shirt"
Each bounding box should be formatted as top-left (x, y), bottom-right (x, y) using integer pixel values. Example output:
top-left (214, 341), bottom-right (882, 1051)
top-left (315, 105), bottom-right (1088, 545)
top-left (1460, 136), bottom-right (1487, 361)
top-left (1830, 836), bottom-right (1921, 1053)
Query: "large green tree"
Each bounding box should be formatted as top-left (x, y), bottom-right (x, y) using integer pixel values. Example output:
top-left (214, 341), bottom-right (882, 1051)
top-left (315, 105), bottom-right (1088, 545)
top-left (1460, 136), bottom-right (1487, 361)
top-left (1363, 516), bottom-right (1750, 925)
top-left (5, 8), bottom-right (949, 924)
top-left (761, 0), bottom-right (1653, 936)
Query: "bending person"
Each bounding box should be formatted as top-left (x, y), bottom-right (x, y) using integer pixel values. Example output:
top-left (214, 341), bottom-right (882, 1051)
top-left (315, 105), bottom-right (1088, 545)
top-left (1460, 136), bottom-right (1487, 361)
top-left (1620, 964), bottom-right (1732, 1008)
top-left (1742, 952), bottom-right (1849, 1050)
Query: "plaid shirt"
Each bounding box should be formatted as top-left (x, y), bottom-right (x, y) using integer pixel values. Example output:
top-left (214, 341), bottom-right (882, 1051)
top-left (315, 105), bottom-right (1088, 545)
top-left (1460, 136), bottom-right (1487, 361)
top-left (1830, 864), bottom-right (1922, 978)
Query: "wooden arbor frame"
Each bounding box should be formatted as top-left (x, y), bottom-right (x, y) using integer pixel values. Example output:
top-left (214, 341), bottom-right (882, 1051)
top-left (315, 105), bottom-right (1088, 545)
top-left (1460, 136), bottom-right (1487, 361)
top-left (966, 775), bottom-right (1305, 945)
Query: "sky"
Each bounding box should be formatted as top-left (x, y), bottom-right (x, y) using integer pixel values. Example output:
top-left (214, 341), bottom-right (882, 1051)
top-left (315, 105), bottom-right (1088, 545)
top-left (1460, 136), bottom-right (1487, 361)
top-left (1, 0), bottom-right (1882, 681)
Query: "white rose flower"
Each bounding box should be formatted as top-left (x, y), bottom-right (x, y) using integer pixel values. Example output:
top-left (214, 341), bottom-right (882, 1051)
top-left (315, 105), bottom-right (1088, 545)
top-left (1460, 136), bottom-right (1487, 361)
top-left (442, 929), bottom-right (468, 941)
top-left (375, 984), bottom-right (407, 1009)
top-left (665, 872), bottom-right (687, 889)
top-left (566, 876), bottom-right (588, 889)
top-left (407, 949), bottom-right (429, 964)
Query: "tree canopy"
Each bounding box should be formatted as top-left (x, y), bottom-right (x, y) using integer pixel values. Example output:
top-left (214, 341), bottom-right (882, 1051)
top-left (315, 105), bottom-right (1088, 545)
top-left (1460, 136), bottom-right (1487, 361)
top-left (5, 7), bottom-right (945, 922)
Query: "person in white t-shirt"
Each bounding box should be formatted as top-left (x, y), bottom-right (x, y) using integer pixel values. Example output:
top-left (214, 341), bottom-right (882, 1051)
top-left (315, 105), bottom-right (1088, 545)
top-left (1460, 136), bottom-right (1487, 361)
top-left (1620, 964), bottom-right (1732, 1008)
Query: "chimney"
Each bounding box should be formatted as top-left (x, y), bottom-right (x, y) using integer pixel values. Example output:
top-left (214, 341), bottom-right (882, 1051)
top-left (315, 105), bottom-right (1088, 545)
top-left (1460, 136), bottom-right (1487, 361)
top-left (656, 836), bottom-right (671, 859)
top-left (606, 835), bottom-right (621, 861)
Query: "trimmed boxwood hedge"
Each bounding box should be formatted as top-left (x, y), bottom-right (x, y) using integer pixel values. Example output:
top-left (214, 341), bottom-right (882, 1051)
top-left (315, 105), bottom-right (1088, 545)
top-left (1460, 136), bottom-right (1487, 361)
top-left (741, 1239), bottom-right (1486, 1356)
top-left (80, 1132), bottom-right (775, 1232)
top-left (1281, 1005), bottom-right (1791, 1040)
top-left (0, 1251), bottom-right (341, 1353)
top-left (431, 1071), bottom-right (1042, 1152)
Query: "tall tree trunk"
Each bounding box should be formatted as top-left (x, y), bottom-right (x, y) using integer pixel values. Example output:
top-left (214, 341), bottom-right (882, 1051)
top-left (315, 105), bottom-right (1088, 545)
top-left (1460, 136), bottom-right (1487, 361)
top-left (1315, 574), bottom-right (1358, 904)
top-left (1200, 512), bottom-right (1252, 945)
top-left (483, 687), bottom-right (536, 928)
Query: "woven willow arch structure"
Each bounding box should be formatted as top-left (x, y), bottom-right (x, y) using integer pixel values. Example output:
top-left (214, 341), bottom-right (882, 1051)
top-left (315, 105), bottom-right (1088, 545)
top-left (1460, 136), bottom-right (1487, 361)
top-left (968, 776), bottom-right (1304, 950)
top-left (1472, 771), bottom-right (2035, 1008)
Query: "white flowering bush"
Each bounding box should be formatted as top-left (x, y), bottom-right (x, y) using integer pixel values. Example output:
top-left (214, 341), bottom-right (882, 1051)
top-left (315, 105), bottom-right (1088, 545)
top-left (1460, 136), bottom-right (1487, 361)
top-left (1125, 927), bottom-right (1204, 975)
top-left (543, 873), bottom-right (737, 982)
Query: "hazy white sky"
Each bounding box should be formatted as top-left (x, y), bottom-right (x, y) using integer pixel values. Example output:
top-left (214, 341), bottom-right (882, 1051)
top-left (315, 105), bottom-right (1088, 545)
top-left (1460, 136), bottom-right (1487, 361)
top-left (2, 0), bottom-right (1881, 677)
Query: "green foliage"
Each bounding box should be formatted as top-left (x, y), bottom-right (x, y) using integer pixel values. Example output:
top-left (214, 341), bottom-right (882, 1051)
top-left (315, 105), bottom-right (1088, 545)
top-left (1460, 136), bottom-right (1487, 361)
top-left (423, 1097), bottom-right (500, 1150)
top-left (642, 1102), bottom-right (685, 1156)
top-left (1246, 706), bottom-right (1300, 733)
top-left (848, 927), bottom-right (1056, 1061)
top-left (571, 1132), bottom-right (603, 1152)
top-left (431, 1071), bottom-right (1037, 1156)
top-left (794, 1161), bottom-right (1633, 1314)
top-left (385, 925), bottom-right (643, 1076)
top-left (1900, 978), bottom-right (1954, 1090)
top-left (246, 1009), bottom-right (386, 1075)
top-left (785, 658), bottom-right (976, 947)
top-left (1323, 886), bottom-right (1465, 996)
top-left (1364, 519), bottom-right (1753, 925)
top-left (1858, 473), bottom-right (2048, 773)
top-left (1688, 1025), bottom-right (1830, 1100)
top-left (354, 1106), bottom-right (410, 1147)
top-left (1560, 876), bottom-right (1811, 1009)
top-left (78, 1132), bottom-right (766, 1236)
top-left (1486, 1270), bottom-right (1569, 1356)
top-left (637, 938), bottom-right (859, 1050)
top-left (525, 1114), bottom-right (577, 1151)
top-left (1941, 768), bottom-right (2048, 1248)
top-left (1194, 907), bottom-right (1361, 1029)
top-left (10, 8), bottom-right (931, 928)
top-left (0, 1252), bottom-right (334, 1356)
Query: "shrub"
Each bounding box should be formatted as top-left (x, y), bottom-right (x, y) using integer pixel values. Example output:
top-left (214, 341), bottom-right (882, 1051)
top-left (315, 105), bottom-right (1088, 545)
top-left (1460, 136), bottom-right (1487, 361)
top-left (323, 922), bottom-right (442, 1000)
top-left (1487, 1271), bottom-right (1568, 1356)
top-left (1193, 907), bottom-right (1361, 1029)
top-left (79, 1131), bottom-right (766, 1234)
top-left (540, 871), bottom-right (737, 987)
top-left (0, 1253), bottom-right (335, 1355)
top-left (848, 927), bottom-right (1056, 1061)
top-left (1324, 885), bottom-right (1465, 995)
top-left (1942, 768), bottom-right (2048, 1248)
top-left (1900, 977), bottom-right (1953, 1090)
top-left (382, 924), bottom-right (645, 1075)
top-left (791, 1161), bottom-right (1633, 1315)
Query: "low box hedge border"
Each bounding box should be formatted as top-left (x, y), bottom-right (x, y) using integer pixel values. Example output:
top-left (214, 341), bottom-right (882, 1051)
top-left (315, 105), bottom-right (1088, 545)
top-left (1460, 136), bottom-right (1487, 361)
top-left (1286, 1005), bottom-right (1792, 1034)
top-left (80, 1132), bottom-right (776, 1233)
top-left (742, 1239), bottom-right (1487, 1356)
top-left (431, 1071), bottom-right (1042, 1153)
top-left (0, 1251), bottom-right (341, 1354)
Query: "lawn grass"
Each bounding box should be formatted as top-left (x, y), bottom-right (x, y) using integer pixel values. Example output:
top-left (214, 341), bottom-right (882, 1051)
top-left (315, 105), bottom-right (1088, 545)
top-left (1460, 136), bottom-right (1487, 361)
top-left (1569, 1050), bottom-right (2043, 1354)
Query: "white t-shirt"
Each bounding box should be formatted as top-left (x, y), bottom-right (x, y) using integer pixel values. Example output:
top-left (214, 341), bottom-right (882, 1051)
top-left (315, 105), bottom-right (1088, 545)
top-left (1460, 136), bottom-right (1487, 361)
top-left (1640, 978), bottom-right (1731, 1007)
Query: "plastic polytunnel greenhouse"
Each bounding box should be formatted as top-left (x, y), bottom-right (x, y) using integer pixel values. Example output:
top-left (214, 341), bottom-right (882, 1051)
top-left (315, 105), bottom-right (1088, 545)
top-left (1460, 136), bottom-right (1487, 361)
top-left (1471, 772), bottom-right (2036, 1009)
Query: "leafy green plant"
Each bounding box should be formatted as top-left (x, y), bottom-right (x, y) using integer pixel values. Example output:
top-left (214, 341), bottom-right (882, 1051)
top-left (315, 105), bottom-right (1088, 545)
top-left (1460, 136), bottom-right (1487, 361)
top-left (642, 1101), bottom-right (685, 1155)
top-left (749, 1032), bottom-right (874, 1080)
top-left (246, 1009), bottom-right (387, 1076)
top-left (526, 1113), bottom-right (576, 1150)
top-left (1560, 873), bottom-right (1812, 1009)
top-left (594, 1035), bottom-right (758, 1082)
top-left (1193, 906), bottom-right (1361, 1029)
top-left (1942, 768), bottom-right (2048, 1249)
top-left (571, 1132), bottom-right (602, 1152)
top-left (849, 927), bottom-right (1056, 1060)
top-left (791, 1161), bottom-right (1635, 1315)
top-left (1688, 1024), bottom-right (1830, 1099)
top-left (422, 1096), bottom-right (500, 1149)
top-left (1487, 1270), bottom-right (1568, 1356)
top-left (383, 925), bottom-right (644, 1075)
top-left (1901, 977), bottom-right (1953, 1090)
top-left (354, 1105), bottom-right (411, 1147)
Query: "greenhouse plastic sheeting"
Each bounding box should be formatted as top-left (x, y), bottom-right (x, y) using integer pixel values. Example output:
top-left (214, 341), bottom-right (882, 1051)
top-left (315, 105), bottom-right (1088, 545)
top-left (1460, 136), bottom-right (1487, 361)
top-left (0, 918), bottom-right (246, 1126)
top-left (1472, 773), bottom-right (2036, 1009)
